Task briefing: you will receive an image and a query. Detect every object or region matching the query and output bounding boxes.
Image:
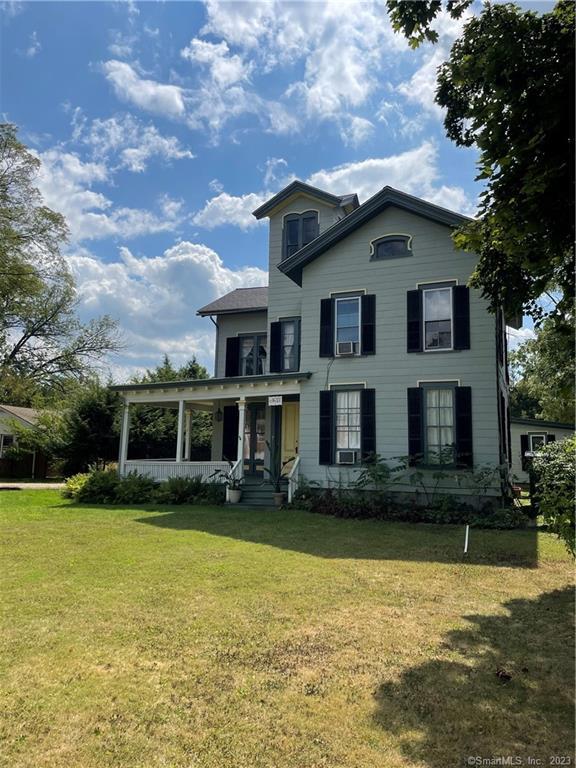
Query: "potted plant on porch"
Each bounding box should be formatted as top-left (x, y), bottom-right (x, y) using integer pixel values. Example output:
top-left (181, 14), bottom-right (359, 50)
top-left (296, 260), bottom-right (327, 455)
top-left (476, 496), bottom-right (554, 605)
top-left (211, 459), bottom-right (243, 503)
top-left (263, 441), bottom-right (294, 508)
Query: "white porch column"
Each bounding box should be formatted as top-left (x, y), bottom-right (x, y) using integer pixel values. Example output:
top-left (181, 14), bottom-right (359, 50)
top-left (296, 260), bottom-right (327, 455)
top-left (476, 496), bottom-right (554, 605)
top-left (118, 401), bottom-right (130, 476)
top-left (175, 400), bottom-right (185, 461)
top-left (237, 398), bottom-right (246, 478)
top-left (183, 410), bottom-right (192, 461)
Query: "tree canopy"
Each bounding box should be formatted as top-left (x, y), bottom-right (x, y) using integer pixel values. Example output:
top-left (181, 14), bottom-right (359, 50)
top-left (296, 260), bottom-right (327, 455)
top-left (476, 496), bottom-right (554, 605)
top-left (387, 1), bottom-right (575, 323)
top-left (509, 320), bottom-right (575, 424)
top-left (0, 123), bottom-right (121, 405)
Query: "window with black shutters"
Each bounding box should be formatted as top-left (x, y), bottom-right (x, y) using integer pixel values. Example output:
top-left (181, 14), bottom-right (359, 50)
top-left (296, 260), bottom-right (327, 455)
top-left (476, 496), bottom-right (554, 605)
top-left (283, 211), bottom-right (319, 260)
top-left (408, 383), bottom-right (473, 468)
top-left (319, 387), bottom-right (376, 465)
top-left (407, 283), bottom-right (470, 353)
top-left (238, 334), bottom-right (267, 376)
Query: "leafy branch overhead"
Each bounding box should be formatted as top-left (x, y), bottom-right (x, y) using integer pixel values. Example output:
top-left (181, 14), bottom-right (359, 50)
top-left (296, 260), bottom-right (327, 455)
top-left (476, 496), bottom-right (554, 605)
top-left (387, 1), bottom-right (575, 323)
top-left (0, 123), bottom-right (122, 402)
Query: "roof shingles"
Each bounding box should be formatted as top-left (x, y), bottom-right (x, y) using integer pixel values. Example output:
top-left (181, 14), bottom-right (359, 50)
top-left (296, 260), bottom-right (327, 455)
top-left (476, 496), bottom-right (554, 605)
top-left (197, 287), bottom-right (268, 316)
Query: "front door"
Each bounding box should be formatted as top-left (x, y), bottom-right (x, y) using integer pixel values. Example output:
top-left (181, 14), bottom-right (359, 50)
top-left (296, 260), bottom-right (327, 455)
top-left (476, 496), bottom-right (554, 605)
top-left (243, 404), bottom-right (266, 476)
top-left (281, 401), bottom-right (299, 474)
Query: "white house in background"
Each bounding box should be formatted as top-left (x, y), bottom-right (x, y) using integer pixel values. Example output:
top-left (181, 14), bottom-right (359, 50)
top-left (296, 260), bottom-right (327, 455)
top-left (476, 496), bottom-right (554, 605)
top-left (0, 404), bottom-right (48, 479)
top-left (110, 179), bottom-right (522, 506)
top-left (510, 417), bottom-right (574, 484)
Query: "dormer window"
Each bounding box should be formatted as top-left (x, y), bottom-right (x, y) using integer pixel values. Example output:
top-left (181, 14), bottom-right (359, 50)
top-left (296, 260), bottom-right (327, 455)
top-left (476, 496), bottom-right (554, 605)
top-left (283, 211), bottom-right (319, 260)
top-left (370, 234), bottom-right (412, 260)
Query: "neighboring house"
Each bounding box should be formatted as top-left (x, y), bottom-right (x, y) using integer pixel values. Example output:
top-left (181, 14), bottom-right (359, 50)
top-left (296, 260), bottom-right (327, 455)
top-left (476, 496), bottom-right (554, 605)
top-left (111, 180), bottom-right (519, 504)
top-left (510, 417), bottom-right (574, 485)
top-left (0, 405), bottom-right (48, 479)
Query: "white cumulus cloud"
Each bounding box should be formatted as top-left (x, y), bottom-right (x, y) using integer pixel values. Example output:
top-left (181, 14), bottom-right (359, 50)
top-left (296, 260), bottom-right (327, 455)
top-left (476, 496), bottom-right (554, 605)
top-left (68, 241), bottom-right (268, 376)
top-left (102, 60), bottom-right (186, 118)
top-left (36, 148), bottom-right (185, 242)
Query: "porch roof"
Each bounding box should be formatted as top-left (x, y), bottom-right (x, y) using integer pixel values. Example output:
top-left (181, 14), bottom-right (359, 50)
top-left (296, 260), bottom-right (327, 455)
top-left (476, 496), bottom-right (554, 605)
top-left (110, 371), bottom-right (312, 402)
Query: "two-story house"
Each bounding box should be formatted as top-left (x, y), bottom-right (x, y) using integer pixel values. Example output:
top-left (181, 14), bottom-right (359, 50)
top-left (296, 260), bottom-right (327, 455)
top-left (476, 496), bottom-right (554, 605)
top-left (112, 180), bottom-right (514, 504)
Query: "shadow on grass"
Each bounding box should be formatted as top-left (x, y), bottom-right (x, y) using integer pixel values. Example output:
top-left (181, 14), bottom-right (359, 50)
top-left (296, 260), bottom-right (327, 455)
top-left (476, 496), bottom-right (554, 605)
top-left (373, 587), bottom-right (574, 766)
top-left (127, 504), bottom-right (539, 568)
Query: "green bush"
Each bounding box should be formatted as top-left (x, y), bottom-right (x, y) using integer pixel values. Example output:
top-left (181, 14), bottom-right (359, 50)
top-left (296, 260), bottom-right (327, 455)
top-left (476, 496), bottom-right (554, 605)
top-left (292, 485), bottom-right (527, 529)
top-left (153, 476), bottom-right (206, 504)
top-left (114, 472), bottom-right (158, 504)
top-left (62, 468), bottom-right (226, 506)
top-left (62, 473), bottom-right (90, 499)
top-left (75, 469), bottom-right (120, 503)
top-left (533, 436), bottom-right (575, 556)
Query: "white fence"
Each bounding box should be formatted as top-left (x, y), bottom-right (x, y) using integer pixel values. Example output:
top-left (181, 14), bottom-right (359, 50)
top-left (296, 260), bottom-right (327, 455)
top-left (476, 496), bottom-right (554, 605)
top-left (123, 460), bottom-right (229, 482)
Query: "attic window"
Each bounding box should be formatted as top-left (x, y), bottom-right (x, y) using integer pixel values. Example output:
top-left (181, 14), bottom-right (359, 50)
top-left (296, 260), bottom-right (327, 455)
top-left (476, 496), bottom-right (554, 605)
top-left (283, 211), bottom-right (319, 260)
top-left (370, 234), bottom-right (412, 260)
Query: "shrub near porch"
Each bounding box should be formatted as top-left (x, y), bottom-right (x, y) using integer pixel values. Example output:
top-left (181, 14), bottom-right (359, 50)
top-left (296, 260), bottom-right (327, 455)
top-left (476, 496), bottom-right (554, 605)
top-left (1, 491), bottom-right (573, 768)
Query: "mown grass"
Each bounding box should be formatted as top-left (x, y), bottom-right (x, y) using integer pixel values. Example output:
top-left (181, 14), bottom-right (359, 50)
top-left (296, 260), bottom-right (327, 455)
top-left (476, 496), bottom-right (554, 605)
top-left (0, 490), bottom-right (573, 768)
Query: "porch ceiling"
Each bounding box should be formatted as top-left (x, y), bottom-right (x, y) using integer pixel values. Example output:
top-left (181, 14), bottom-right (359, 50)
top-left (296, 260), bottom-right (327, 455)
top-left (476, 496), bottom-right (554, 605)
top-left (110, 372), bottom-right (312, 405)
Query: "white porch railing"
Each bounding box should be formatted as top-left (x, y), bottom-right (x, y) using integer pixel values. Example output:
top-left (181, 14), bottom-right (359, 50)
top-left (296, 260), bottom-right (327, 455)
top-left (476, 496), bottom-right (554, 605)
top-left (123, 460), bottom-right (229, 482)
top-left (286, 455), bottom-right (300, 504)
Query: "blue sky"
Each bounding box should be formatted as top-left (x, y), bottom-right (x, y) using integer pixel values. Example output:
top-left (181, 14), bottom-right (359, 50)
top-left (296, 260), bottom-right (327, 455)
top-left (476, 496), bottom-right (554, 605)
top-left (2, 0), bottom-right (539, 378)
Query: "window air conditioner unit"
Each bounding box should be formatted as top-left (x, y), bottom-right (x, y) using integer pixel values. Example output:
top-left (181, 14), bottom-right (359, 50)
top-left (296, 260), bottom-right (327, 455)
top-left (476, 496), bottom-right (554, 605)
top-left (337, 450), bottom-right (357, 464)
top-left (336, 341), bottom-right (355, 356)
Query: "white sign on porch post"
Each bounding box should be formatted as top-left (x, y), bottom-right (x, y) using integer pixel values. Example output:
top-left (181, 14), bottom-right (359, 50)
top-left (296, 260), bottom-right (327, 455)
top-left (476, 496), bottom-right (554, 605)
top-left (268, 395), bottom-right (282, 407)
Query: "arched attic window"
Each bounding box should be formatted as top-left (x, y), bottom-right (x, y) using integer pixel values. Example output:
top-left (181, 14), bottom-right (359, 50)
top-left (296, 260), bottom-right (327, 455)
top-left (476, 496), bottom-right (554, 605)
top-left (370, 234), bottom-right (413, 261)
top-left (283, 210), bottom-right (319, 260)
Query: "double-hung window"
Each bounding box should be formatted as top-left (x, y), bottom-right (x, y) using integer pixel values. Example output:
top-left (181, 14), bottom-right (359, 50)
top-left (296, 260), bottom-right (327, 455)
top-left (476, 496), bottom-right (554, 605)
top-left (424, 386), bottom-right (456, 465)
top-left (281, 319), bottom-right (298, 372)
top-left (283, 211), bottom-right (318, 259)
top-left (335, 296), bottom-right (360, 354)
top-left (529, 433), bottom-right (546, 452)
top-left (0, 434), bottom-right (14, 458)
top-left (423, 286), bottom-right (453, 350)
top-left (240, 334), bottom-right (267, 376)
top-left (335, 390), bottom-right (361, 452)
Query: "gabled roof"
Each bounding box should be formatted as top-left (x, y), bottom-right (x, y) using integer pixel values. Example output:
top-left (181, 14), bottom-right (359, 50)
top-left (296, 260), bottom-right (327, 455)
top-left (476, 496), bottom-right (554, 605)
top-left (0, 404), bottom-right (39, 426)
top-left (252, 180), bottom-right (358, 220)
top-left (511, 417), bottom-right (574, 430)
top-left (278, 186), bottom-right (474, 286)
top-left (197, 287), bottom-right (268, 316)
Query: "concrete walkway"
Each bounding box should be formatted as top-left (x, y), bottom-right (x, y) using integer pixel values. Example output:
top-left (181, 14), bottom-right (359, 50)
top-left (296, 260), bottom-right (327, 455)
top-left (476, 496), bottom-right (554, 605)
top-left (0, 482), bottom-right (65, 490)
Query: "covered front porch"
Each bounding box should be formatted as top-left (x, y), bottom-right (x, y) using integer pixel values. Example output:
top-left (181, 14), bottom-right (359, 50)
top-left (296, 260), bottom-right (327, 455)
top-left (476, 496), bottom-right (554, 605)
top-left (110, 372), bottom-right (310, 499)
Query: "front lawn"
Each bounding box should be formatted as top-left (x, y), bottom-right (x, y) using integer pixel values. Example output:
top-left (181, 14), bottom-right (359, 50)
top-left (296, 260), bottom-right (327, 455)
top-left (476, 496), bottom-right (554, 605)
top-left (1, 491), bottom-right (573, 768)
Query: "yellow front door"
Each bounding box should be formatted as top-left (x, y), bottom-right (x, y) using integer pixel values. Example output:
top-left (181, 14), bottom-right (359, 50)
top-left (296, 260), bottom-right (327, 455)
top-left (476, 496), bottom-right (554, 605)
top-left (281, 402), bottom-right (299, 473)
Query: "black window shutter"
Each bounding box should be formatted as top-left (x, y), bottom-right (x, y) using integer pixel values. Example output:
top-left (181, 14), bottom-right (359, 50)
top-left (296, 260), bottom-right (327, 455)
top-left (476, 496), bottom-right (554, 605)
top-left (455, 386), bottom-right (473, 468)
top-left (407, 290), bottom-right (422, 353)
top-left (225, 337), bottom-right (240, 377)
top-left (269, 322), bottom-right (282, 373)
top-left (520, 434), bottom-right (529, 471)
top-left (295, 318), bottom-right (301, 371)
top-left (319, 390), bottom-right (334, 465)
top-left (453, 286), bottom-right (470, 350)
top-left (361, 388), bottom-right (376, 460)
top-left (547, 434), bottom-right (556, 443)
top-left (407, 388), bottom-right (423, 466)
top-left (319, 298), bottom-right (334, 357)
top-left (361, 294), bottom-right (376, 355)
top-left (222, 405), bottom-right (239, 461)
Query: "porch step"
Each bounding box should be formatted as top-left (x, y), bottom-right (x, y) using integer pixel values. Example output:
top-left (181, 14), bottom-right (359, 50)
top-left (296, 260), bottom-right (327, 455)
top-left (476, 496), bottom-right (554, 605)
top-left (233, 480), bottom-right (288, 508)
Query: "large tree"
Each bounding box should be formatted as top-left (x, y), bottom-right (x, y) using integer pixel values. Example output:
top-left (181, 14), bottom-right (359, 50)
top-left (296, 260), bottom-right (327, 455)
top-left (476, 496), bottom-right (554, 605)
top-left (387, 1), bottom-right (574, 323)
top-left (509, 320), bottom-right (575, 424)
top-left (0, 123), bottom-right (121, 404)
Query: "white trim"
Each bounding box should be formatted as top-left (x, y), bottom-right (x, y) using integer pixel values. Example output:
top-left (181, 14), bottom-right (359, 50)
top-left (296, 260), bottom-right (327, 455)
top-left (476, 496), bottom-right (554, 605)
top-left (417, 378), bottom-right (461, 385)
top-left (416, 278), bottom-right (459, 288)
top-left (422, 285), bottom-right (453, 352)
top-left (528, 433), bottom-right (548, 451)
top-left (329, 288), bottom-right (366, 297)
top-left (282, 208), bottom-right (320, 223)
top-left (369, 233), bottom-right (413, 257)
top-left (329, 382), bottom-right (367, 389)
top-left (334, 295), bottom-right (362, 356)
